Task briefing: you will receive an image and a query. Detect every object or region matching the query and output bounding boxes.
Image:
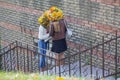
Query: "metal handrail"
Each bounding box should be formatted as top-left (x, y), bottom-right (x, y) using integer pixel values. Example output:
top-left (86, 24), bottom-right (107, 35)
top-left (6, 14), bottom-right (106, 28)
top-left (0, 31), bottom-right (120, 79)
top-left (61, 35), bottom-right (120, 61)
top-left (0, 40), bottom-right (56, 60)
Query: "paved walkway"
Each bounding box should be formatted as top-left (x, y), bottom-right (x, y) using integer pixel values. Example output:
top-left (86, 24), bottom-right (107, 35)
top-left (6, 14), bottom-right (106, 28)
top-left (41, 61), bottom-right (120, 80)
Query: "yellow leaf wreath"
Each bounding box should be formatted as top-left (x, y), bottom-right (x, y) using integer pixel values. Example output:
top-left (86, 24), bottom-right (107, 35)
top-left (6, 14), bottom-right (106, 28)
top-left (47, 6), bottom-right (64, 21)
top-left (38, 10), bottom-right (50, 28)
top-left (38, 6), bottom-right (64, 28)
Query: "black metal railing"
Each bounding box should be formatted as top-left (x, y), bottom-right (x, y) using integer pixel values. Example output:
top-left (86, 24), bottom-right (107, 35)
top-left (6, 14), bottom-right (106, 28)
top-left (0, 31), bottom-right (120, 80)
top-left (58, 31), bottom-right (120, 80)
top-left (0, 41), bottom-right (57, 75)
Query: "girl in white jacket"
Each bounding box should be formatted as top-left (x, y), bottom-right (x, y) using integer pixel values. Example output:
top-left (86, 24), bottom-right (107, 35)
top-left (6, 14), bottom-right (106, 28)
top-left (38, 25), bottom-right (49, 69)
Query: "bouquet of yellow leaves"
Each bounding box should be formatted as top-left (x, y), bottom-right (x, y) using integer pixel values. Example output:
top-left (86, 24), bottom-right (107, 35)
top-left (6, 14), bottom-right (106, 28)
top-left (38, 6), bottom-right (64, 28)
top-left (47, 6), bottom-right (64, 21)
top-left (38, 10), bottom-right (50, 28)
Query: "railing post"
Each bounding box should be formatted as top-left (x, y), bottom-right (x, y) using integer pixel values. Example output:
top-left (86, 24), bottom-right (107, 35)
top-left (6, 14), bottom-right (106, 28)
top-left (16, 41), bottom-right (19, 71)
top-left (115, 30), bottom-right (118, 80)
top-left (9, 44), bottom-right (12, 71)
top-left (90, 41), bottom-right (93, 78)
top-left (23, 47), bottom-right (25, 72)
top-left (58, 55), bottom-right (61, 77)
top-left (0, 32), bottom-right (1, 50)
top-left (27, 44), bottom-right (29, 72)
top-left (68, 55), bottom-right (71, 77)
top-left (30, 51), bottom-right (33, 72)
top-left (3, 48), bottom-right (6, 71)
top-left (37, 50), bottom-right (40, 73)
top-left (0, 54), bottom-right (2, 70)
top-left (79, 45), bottom-right (82, 77)
top-left (0, 34), bottom-right (1, 70)
top-left (102, 36), bottom-right (105, 77)
top-left (0, 31), bottom-right (2, 70)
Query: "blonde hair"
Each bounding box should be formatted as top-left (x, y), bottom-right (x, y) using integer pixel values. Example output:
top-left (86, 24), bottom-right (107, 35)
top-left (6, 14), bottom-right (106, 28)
top-left (53, 21), bottom-right (60, 32)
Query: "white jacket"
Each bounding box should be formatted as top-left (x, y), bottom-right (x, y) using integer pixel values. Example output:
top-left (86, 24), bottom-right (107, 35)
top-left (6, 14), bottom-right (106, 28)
top-left (38, 25), bottom-right (49, 40)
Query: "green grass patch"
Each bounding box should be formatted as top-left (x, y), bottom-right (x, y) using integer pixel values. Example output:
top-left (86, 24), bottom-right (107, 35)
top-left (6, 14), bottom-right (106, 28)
top-left (0, 71), bottom-right (88, 80)
top-left (0, 71), bottom-right (56, 80)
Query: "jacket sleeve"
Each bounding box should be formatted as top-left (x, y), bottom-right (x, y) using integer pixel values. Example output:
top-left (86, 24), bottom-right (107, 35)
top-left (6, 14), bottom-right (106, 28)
top-left (38, 25), bottom-right (49, 40)
top-left (64, 19), bottom-right (67, 32)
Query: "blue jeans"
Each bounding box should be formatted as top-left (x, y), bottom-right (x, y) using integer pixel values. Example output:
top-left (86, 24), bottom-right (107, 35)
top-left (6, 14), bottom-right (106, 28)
top-left (38, 40), bottom-right (48, 68)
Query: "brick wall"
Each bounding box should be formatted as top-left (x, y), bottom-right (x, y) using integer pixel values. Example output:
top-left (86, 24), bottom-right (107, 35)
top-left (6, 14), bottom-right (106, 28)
top-left (0, 0), bottom-right (120, 51)
top-left (1, 1), bottom-right (120, 76)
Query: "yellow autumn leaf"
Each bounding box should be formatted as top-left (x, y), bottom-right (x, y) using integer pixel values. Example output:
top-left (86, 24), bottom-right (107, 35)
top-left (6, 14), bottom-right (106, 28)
top-left (56, 77), bottom-right (64, 80)
top-left (38, 12), bottom-right (50, 28)
top-left (50, 6), bottom-right (57, 13)
top-left (47, 6), bottom-right (64, 21)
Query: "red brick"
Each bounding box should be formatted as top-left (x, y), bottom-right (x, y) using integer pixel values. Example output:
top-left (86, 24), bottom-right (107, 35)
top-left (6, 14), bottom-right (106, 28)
top-left (69, 17), bottom-right (75, 24)
top-left (0, 22), bottom-right (21, 31)
top-left (82, 20), bottom-right (88, 24)
top-left (0, 22), bottom-right (36, 37)
top-left (33, 32), bottom-right (38, 38)
top-left (65, 16), bottom-right (71, 22)
top-left (90, 0), bottom-right (120, 6)
top-left (97, 52), bottom-right (102, 58)
top-left (104, 0), bottom-right (114, 5)
top-left (1, 40), bottom-right (9, 46)
top-left (89, 22), bottom-right (96, 26)
top-left (77, 20), bottom-right (84, 26)
top-left (90, 0), bottom-right (96, 1)
top-left (97, 0), bottom-right (103, 3)
top-left (2, 36), bottom-right (119, 64)
top-left (85, 23), bottom-right (91, 27)
top-left (113, 0), bottom-right (120, 5)
top-left (1, 1), bottom-right (120, 42)
top-left (0, 2), bottom-right (42, 15)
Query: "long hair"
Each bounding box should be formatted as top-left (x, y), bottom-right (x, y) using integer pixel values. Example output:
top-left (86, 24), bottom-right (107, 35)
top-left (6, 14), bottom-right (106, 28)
top-left (53, 21), bottom-right (61, 32)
